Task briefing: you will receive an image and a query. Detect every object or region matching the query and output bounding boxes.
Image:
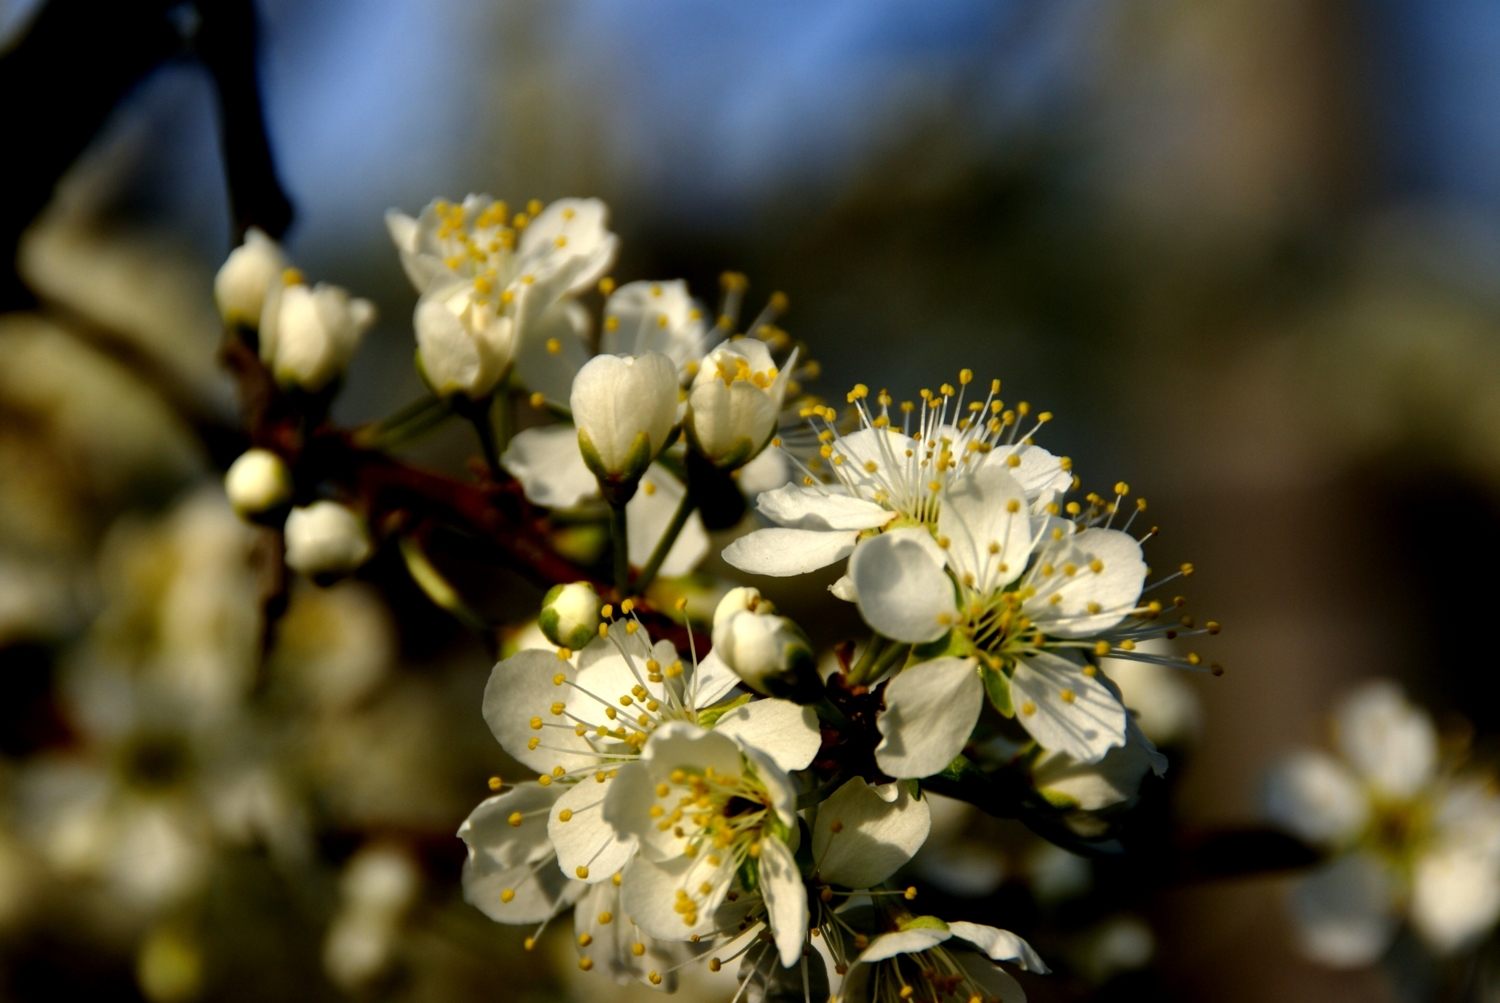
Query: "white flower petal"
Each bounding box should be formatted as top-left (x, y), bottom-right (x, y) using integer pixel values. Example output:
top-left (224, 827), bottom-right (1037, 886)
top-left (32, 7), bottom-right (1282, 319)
top-left (744, 746), bottom-right (800, 834)
top-left (1010, 650), bottom-right (1127, 764)
top-left (1264, 751), bottom-right (1368, 846)
top-left (759, 836), bottom-right (808, 968)
top-left (722, 528), bottom-right (859, 577)
top-left (937, 466), bottom-right (1032, 593)
top-left (1334, 681), bottom-right (1436, 799)
top-left (1022, 528), bottom-right (1147, 638)
top-left (737, 447), bottom-right (792, 502)
top-left (501, 426), bottom-right (599, 510)
top-left (755, 484), bottom-right (895, 532)
top-left (712, 699), bottom-right (822, 772)
top-left (983, 442), bottom-right (1072, 507)
top-left (829, 575), bottom-right (858, 602)
top-left (955, 952), bottom-right (1027, 1003)
top-left (457, 784), bottom-right (564, 871)
top-left (1031, 717), bottom-right (1163, 811)
top-left (516, 197), bottom-right (619, 300)
top-left (688, 649), bottom-right (742, 708)
top-left (571, 353), bottom-right (679, 477)
top-left (462, 856), bottom-right (583, 925)
top-left (619, 854), bottom-right (735, 942)
top-left (812, 777), bottom-right (931, 890)
top-left (573, 880), bottom-right (697, 990)
top-left (849, 529), bottom-right (955, 644)
top-left (857, 928), bottom-right (951, 963)
top-left (601, 280), bottom-right (709, 372)
top-left (483, 649), bottom-right (598, 774)
top-left (1290, 854), bottom-right (1397, 968)
top-left (513, 300), bottom-right (592, 406)
top-left (875, 657), bottom-right (983, 779)
top-left (549, 778), bottom-right (638, 884)
top-left (1411, 843), bottom-right (1500, 953)
top-left (948, 922), bottom-right (1049, 973)
top-left (629, 465), bottom-right (709, 577)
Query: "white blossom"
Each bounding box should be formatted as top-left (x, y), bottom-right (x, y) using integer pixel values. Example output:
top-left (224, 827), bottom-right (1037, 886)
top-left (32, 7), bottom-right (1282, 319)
top-left (283, 502), bottom-right (373, 580)
top-left (387, 195), bottom-right (616, 400)
top-left (710, 588), bottom-right (817, 701)
top-left (259, 272), bottom-right (375, 392)
top-left (1266, 681), bottom-right (1500, 965)
top-left (839, 917), bottom-right (1046, 1003)
top-left (723, 375), bottom-right (1069, 579)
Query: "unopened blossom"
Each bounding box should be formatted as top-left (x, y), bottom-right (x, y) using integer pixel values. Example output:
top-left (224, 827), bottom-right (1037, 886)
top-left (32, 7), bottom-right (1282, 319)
top-left (387, 195), bottom-right (616, 399)
top-left (723, 373), bottom-right (1070, 579)
top-left (223, 448), bottom-right (292, 519)
top-left (1265, 681), bottom-right (1500, 966)
top-left (710, 588), bottom-right (819, 702)
top-left (571, 352), bottom-right (680, 491)
top-left (214, 227), bottom-right (288, 327)
top-left (501, 426), bottom-right (709, 576)
top-left (685, 338), bottom-right (797, 469)
top-left (283, 502), bottom-right (373, 580)
top-left (539, 582), bottom-right (604, 651)
top-left (259, 271), bottom-right (376, 392)
top-left (460, 619), bottom-right (819, 980)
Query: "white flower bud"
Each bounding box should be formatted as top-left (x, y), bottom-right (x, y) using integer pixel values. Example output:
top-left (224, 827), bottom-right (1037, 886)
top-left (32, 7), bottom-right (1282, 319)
top-left (685, 340), bottom-right (794, 468)
top-left (413, 279), bottom-right (515, 399)
top-left (214, 228), bottom-right (289, 326)
top-left (570, 352), bottom-right (679, 487)
top-left (284, 502), bottom-right (373, 580)
top-left (538, 581), bottom-right (602, 650)
top-left (260, 273), bottom-right (376, 392)
top-left (224, 448), bottom-right (292, 519)
top-left (711, 586), bottom-right (776, 629)
top-left (711, 606), bottom-right (818, 702)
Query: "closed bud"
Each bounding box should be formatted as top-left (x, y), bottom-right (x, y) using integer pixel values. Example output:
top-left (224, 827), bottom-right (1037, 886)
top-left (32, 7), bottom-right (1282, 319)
top-left (539, 582), bottom-right (603, 650)
top-left (284, 502), bottom-right (373, 581)
top-left (260, 274), bottom-right (376, 392)
top-left (224, 448), bottom-right (292, 520)
top-left (570, 352), bottom-right (679, 494)
top-left (711, 604), bottom-right (819, 704)
top-left (712, 587), bottom-right (776, 628)
top-left (685, 341), bottom-right (795, 469)
top-left (215, 228), bottom-right (289, 327)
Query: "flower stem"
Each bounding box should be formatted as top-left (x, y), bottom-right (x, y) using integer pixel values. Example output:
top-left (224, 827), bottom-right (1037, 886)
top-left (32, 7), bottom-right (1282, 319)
top-left (632, 489), bottom-right (696, 596)
top-left (375, 393), bottom-right (444, 432)
top-left (356, 398), bottom-right (455, 450)
top-left (460, 394), bottom-right (503, 480)
top-left (845, 635), bottom-right (890, 688)
top-left (609, 501), bottom-right (630, 598)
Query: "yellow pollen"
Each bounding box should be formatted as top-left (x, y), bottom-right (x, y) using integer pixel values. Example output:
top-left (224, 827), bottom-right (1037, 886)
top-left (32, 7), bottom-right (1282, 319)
top-left (558, 809), bottom-right (573, 822)
top-left (1061, 689), bottom-right (1076, 703)
top-left (507, 812), bottom-right (523, 827)
top-left (578, 933), bottom-right (592, 947)
top-left (1094, 641), bottom-right (1111, 656)
top-left (529, 716), bottom-right (543, 730)
top-left (501, 888), bottom-right (515, 903)
top-left (538, 775), bottom-right (552, 786)
top-left (488, 776), bottom-right (503, 791)
top-left (633, 943), bottom-right (646, 957)
top-left (578, 958), bottom-right (593, 971)
top-left (1021, 701), bottom-right (1037, 716)
top-left (576, 866), bottom-right (590, 879)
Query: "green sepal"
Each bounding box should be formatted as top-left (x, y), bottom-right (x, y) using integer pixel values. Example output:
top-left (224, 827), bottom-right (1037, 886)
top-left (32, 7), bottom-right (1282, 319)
top-left (537, 605), bottom-right (563, 646)
top-left (983, 666), bottom-right (1014, 718)
top-left (695, 694), bottom-right (752, 730)
top-left (898, 915), bottom-right (950, 932)
top-left (906, 778), bottom-right (922, 801)
top-left (911, 629), bottom-right (972, 665)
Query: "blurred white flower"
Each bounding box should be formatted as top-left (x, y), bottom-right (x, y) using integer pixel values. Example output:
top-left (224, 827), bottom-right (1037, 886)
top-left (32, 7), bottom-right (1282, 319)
top-left (841, 918), bottom-right (1046, 1003)
top-left (1102, 641), bottom-right (1201, 747)
top-left (259, 271), bottom-right (375, 392)
top-left (271, 580), bottom-right (394, 712)
top-left (323, 843), bottom-right (422, 991)
top-left (223, 448), bottom-right (292, 519)
top-left (1265, 681), bottom-right (1500, 965)
top-left (283, 501), bottom-right (373, 580)
top-left (214, 228), bottom-right (289, 327)
top-left (571, 352), bottom-right (680, 489)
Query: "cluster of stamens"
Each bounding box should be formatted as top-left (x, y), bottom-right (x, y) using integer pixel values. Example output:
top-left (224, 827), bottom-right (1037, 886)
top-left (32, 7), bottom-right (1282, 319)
top-left (652, 764), bottom-right (773, 927)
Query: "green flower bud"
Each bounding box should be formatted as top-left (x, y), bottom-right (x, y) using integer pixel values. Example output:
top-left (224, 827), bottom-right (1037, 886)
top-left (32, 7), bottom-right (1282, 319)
top-left (539, 581), bottom-right (603, 651)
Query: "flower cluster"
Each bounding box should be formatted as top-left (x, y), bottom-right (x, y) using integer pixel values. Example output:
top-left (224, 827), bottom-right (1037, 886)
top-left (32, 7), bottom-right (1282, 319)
top-left (208, 192), bottom-right (1223, 1002)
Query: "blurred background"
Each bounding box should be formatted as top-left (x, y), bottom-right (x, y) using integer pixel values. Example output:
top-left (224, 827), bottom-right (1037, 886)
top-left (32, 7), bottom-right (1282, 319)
top-left (4, 0), bottom-right (1500, 1000)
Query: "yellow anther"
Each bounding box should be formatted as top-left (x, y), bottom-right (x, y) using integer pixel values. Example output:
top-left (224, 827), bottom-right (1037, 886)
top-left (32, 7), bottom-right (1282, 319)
top-left (578, 958), bottom-right (593, 971)
top-left (527, 199), bottom-right (543, 216)
top-left (1089, 559), bottom-right (1104, 573)
top-left (599, 277), bottom-right (615, 295)
top-left (558, 809), bottom-right (573, 823)
top-left (578, 933), bottom-right (592, 947)
top-left (1061, 689), bottom-right (1076, 704)
top-left (553, 766), bottom-right (565, 777)
top-left (576, 865), bottom-right (590, 879)
top-left (529, 716), bottom-right (543, 730)
top-left (524, 937), bottom-right (536, 951)
top-left (632, 943), bottom-right (646, 957)
top-left (538, 774), bottom-right (552, 786)
top-left (1063, 563), bottom-right (1078, 576)
top-left (500, 888), bottom-right (515, 903)
top-left (1037, 411), bottom-right (1053, 422)
top-left (508, 811), bottom-right (523, 827)
top-left (545, 337), bottom-right (561, 354)
top-left (904, 886), bottom-right (917, 900)
top-left (1094, 641), bottom-right (1111, 656)
top-left (550, 701), bottom-right (566, 715)
top-left (1006, 499), bottom-right (1020, 513)
top-left (1181, 563), bottom-right (1195, 576)
top-left (1021, 701), bottom-right (1037, 716)
top-left (281, 267), bottom-right (305, 286)
top-left (531, 392), bottom-right (548, 410)
top-left (488, 775), bottom-right (504, 791)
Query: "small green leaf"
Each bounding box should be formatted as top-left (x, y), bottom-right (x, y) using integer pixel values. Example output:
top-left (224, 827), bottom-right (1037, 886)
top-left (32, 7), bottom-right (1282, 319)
top-left (898, 915), bottom-right (950, 932)
top-left (983, 667), bottom-right (1014, 717)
